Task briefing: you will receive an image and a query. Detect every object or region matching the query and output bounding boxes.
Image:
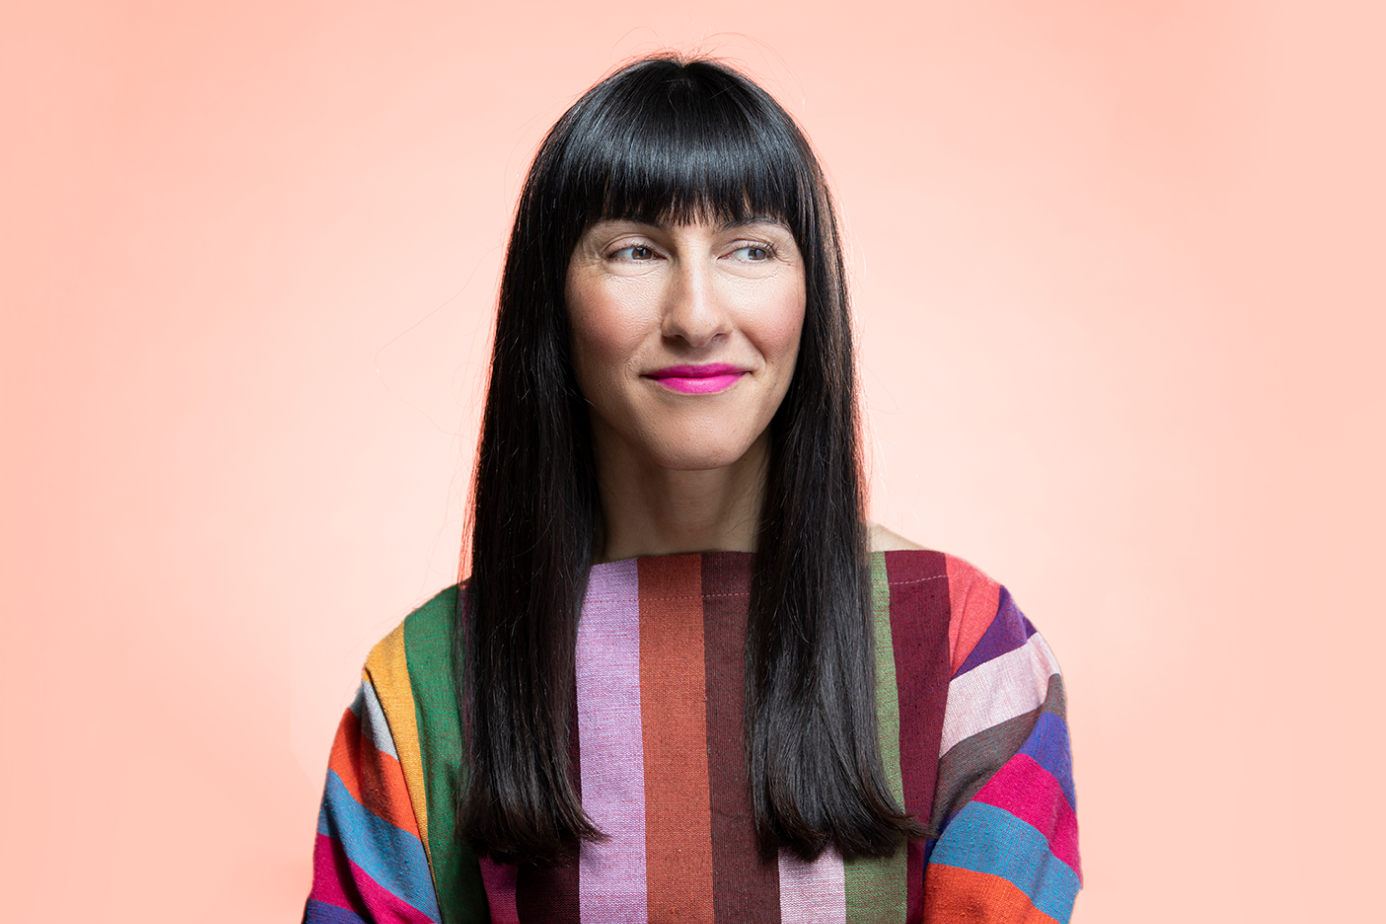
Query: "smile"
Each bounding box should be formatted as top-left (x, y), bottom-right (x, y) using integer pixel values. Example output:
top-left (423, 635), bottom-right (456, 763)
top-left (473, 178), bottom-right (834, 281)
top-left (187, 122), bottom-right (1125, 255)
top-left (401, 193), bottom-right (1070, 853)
top-left (644, 363), bottom-right (748, 394)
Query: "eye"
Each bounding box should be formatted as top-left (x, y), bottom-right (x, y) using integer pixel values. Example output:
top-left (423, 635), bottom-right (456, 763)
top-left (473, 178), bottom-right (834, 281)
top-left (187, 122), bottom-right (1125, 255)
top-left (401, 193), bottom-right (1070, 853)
top-left (612, 244), bottom-right (657, 261)
top-left (732, 244), bottom-right (773, 262)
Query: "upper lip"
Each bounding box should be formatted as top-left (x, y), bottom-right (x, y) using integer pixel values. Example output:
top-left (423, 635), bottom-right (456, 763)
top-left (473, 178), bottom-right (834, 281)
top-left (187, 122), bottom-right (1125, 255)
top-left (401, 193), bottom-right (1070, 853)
top-left (645, 363), bottom-right (748, 378)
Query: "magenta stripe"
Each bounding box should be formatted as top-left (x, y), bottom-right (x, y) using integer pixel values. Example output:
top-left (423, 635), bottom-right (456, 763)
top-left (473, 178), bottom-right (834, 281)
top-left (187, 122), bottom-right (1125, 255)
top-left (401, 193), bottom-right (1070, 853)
top-left (974, 753), bottom-right (1081, 875)
top-left (479, 858), bottom-right (519, 924)
top-left (575, 559), bottom-right (649, 922)
top-left (311, 834), bottom-right (436, 923)
top-left (309, 833), bottom-right (359, 913)
top-left (778, 849), bottom-right (846, 923)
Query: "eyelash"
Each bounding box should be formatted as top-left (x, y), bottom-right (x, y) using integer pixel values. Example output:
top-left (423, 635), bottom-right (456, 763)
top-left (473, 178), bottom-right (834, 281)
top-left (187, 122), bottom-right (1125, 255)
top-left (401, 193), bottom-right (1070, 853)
top-left (606, 242), bottom-right (777, 262)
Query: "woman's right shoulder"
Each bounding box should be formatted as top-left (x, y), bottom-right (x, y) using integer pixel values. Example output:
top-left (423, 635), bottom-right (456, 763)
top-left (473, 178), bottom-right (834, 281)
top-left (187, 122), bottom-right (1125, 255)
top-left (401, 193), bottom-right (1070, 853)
top-left (362, 583), bottom-right (465, 693)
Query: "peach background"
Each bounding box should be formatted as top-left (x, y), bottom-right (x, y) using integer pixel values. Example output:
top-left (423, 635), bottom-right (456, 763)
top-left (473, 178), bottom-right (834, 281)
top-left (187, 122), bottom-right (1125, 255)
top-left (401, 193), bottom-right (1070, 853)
top-left (3, 1), bottom-right (1382, 920)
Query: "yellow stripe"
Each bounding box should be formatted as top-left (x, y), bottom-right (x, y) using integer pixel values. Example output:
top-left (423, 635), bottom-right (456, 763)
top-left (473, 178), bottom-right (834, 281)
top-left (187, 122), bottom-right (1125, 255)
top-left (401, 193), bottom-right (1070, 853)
top-left (364, 623), bottom-right (432, 865)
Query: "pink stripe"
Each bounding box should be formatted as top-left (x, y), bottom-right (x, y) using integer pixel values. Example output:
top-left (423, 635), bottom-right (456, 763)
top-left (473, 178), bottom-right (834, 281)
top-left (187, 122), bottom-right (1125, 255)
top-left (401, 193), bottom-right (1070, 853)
top-left (575, 559), bottom-right (649, 922)
top-left (974, 753), bottom-right (1081, 876)
top-left (309, 833), bottom-right (358, 912)
top-left (778, 848), bottom-right (846, 924)
top-left (310, 833), bottom-right (435, 923)
top-left (478, 858), bottom-right (519, 924)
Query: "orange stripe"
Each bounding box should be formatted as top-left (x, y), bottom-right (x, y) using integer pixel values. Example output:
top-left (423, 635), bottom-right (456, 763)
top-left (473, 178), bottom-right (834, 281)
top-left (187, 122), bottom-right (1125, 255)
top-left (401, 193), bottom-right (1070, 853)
top-left (945, 555), bottom-right (1002, 672)
top-left (327, 702), bottom-right (422, 839)
top-left (638, 555), bottom-right (715, 924)
top-left (925, 865), bottom-right (1063, 924)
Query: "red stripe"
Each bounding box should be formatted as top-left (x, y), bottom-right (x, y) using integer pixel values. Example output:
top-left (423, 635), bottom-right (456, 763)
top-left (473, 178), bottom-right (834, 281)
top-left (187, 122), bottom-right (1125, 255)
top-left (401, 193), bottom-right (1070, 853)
top-left (639, 555), bottom-right (716, 924)
top-left (944, 556), bottom-right (1001, 673)
top-left (923, 865), bottom-right (1062, 924)
top-left (884, 550), bottom-right (953, 923)
top-left (702, 552), bottom-right (780, 923)
top-left (479, 858), bottom-right (519, 924)
top-left (515, 689), bottom-right (581, 921)
top-left (326, 706), bottom-right (421, 839)
top-left (973, 753), bottom-right (1080, 877)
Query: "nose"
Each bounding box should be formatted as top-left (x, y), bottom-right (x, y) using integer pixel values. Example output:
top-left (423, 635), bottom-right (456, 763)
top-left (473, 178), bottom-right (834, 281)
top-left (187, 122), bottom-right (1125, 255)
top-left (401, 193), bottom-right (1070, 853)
top-left (660, 257), bottom-right (730, 349)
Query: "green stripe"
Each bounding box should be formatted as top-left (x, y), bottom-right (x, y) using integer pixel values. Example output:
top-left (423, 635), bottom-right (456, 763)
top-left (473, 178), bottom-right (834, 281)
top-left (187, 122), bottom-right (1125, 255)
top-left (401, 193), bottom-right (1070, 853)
top-left (402, 586), bottom-right (489, 924)
top-left (843, 554), bottom-right (908, 921)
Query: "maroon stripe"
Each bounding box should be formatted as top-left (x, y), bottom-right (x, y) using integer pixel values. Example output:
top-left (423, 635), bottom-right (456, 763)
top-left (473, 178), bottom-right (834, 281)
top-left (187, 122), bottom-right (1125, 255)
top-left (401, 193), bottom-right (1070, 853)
top-left (515, 674), bottom-right (582, 921)
top-left (702, 552), bottom-right (781, 924)
top-left (883, 550), bottom-right (952, 923)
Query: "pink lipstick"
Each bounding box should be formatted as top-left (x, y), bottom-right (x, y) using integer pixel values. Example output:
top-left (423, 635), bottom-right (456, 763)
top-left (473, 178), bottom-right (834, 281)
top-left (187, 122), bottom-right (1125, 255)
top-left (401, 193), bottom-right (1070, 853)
top-left (645, 363), bottom-right (747, 394)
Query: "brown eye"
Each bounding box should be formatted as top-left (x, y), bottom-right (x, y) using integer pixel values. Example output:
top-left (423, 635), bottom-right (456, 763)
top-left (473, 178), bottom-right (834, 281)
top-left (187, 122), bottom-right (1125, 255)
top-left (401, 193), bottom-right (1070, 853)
top-left (614, 245), bottom-right (655, 261)
top-left (733, 245), bottom-right (772, 261)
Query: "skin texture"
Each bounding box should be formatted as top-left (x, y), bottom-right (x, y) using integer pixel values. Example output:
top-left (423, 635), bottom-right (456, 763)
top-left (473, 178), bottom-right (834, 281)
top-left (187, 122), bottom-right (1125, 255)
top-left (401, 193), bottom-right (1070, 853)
top-left (566, 216), bottom-right (923, 562)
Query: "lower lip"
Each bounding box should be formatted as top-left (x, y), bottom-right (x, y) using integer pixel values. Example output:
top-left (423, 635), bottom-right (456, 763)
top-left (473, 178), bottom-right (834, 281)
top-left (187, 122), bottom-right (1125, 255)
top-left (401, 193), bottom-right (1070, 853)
top-left (648, 373), bottom-right (745, 394)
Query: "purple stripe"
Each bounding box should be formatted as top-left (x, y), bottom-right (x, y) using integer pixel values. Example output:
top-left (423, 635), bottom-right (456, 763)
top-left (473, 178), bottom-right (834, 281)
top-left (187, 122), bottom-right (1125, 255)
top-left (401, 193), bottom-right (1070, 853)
top-left (304, 898), bottom-right (370, 924)
top-left (1020, 710), bottom-right (1077, 808)
top-left (955, 587), bottom-right (1029, 677)
top-left (575, 559), bottom-right (649, 922)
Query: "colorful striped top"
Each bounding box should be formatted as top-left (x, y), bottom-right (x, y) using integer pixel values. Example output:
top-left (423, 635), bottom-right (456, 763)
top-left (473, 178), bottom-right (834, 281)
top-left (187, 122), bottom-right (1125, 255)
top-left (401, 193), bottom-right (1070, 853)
top-left (304, 550), bottom-right (1080, 923)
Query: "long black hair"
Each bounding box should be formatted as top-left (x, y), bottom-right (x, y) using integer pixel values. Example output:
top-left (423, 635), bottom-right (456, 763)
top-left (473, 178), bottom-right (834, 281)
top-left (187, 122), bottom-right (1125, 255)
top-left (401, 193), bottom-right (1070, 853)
top-left (461, 55), bottom-right (925, 865)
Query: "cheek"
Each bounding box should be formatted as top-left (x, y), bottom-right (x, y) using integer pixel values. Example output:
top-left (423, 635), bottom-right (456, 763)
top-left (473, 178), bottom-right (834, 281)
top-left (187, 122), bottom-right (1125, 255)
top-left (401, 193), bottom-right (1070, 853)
top-left (566, 289), bottom-right (646, 398)
top-left (757, 289), bottom-right (807, 370)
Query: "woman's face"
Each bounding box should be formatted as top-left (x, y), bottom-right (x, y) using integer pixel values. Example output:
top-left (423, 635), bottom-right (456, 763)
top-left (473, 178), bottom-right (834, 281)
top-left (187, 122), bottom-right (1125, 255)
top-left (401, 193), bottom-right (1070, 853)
top-left (565, 216), bottom-right (806, 474)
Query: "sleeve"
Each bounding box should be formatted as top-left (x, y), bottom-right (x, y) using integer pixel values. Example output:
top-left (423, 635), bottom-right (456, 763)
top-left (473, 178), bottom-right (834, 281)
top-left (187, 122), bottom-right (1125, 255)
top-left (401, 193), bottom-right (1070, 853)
top-left (303, 680), bottom-right (445, 924)
top-left (923, 564), bottom-right (1082, 923)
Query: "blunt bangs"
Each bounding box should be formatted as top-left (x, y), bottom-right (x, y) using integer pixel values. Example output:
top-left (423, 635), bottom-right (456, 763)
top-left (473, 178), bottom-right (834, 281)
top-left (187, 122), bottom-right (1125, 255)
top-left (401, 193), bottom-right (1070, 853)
top-left (550, 59), bottom-right (819, 238)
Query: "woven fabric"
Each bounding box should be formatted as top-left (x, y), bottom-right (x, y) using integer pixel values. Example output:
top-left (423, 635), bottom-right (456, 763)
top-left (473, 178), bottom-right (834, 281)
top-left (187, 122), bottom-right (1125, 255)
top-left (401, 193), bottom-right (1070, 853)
top-left (304, 550), bottom-right (1081, 923)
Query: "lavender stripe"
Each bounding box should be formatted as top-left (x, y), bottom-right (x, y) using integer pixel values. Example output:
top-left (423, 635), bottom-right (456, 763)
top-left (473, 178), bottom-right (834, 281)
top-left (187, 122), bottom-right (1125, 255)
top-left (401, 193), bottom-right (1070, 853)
top-left (576, 559), bottom-right (649, 922)
top-left (778, 848), bottom-right (846, 924)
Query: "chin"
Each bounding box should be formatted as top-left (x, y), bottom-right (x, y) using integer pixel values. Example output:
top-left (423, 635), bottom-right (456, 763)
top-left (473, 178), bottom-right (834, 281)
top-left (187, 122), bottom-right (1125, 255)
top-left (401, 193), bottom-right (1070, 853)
top-left (649, 445), bottom-right (757, 472)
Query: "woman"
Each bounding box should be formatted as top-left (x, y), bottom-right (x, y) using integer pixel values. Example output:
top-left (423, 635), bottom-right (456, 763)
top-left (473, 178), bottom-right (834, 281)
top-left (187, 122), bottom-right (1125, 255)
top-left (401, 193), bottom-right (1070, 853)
top-left (304, 56), bottom-right (1080, 923)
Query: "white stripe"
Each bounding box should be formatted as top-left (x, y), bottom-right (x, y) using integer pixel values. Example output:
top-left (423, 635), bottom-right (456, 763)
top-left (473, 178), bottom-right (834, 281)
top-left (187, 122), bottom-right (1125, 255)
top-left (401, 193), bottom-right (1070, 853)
top-left (778, 847), bottom-right (846, 924)
top-left (939, 633), bottom-right (1059, 757)
top-left (349, 681), bottom-right (399, 760)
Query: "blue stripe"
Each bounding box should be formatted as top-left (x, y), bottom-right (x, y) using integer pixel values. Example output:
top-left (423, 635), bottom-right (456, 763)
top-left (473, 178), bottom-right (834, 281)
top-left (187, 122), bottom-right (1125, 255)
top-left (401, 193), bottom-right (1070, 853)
top-left (930, 801), bottom-right (1080, 922)
top-left (316, 771), bottom-right (441, 921)
top-left (1020, 712), bottom-right (1076, 809)
top-left (303, 898), bottom-right (370, 924)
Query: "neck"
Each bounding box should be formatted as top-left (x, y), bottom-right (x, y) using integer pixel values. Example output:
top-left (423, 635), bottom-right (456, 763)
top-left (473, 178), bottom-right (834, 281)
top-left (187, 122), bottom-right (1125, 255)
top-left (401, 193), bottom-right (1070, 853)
top-left (591, 432), bottom-right (769, 564)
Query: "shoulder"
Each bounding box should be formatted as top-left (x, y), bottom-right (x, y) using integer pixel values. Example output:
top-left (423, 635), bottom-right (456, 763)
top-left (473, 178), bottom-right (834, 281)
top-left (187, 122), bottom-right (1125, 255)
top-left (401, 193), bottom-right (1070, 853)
top-left (867, 535), bottom-right (1029, 675)
top-left (868, 522), bottom-right (927, 552)
top-left (363, 584), bottom-right (463, 699)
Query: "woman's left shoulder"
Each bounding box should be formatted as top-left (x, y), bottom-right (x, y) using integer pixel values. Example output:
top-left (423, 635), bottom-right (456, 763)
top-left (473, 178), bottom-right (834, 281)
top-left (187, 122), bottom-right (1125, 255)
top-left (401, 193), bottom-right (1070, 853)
top-left (867, 525), bottom-right (1046, 674)
top-left (867, 522), bottom-right (927, 552)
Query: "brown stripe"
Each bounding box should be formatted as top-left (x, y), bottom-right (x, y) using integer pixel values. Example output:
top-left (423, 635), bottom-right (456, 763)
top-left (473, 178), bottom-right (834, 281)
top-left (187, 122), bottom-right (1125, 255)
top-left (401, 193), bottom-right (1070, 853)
top-left (639, 555), bottom-right (716, 923)
top-left (884, 550), bottom-right (953, 923)
top-left (702, 552), bottom-right (780, 924)
top-left (515, 660), bottom-right (582, 921)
